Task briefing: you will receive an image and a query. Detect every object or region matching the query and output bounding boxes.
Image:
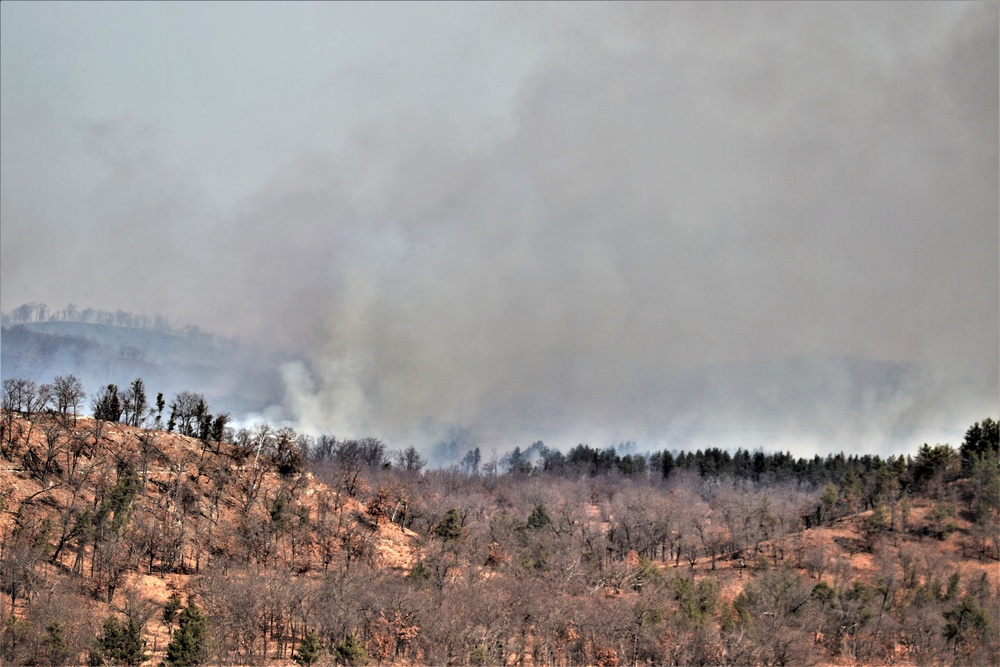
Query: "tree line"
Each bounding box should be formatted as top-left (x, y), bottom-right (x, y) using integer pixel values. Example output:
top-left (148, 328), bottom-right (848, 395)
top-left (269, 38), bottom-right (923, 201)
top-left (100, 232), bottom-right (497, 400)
top-left (1, 302), bottom-right (236, 349)
top-left (2, 375), bottom-right (227, 438)
top-left (6, 371), bottom-right (996, 497)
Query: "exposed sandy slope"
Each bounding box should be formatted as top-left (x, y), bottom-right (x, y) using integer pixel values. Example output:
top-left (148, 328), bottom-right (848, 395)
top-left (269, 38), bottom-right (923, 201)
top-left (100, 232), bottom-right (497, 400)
top-left (0, 412), bottom-right (418, 663)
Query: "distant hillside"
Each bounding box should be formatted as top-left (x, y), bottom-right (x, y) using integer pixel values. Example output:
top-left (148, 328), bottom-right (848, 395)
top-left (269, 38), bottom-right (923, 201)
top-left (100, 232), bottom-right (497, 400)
top-left (9, 320), bottom-right (233, 364)
top-left (1, 320), bottom-right (283, 418)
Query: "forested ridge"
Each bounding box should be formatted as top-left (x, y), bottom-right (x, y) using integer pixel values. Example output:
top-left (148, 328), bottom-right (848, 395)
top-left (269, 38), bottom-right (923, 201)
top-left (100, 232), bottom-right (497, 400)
top-left (1, 375), bottom-right (998, 666)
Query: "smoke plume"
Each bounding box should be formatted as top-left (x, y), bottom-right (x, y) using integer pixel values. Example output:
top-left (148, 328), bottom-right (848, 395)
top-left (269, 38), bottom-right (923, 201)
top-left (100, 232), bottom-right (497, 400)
top-left (2, 3), bottom-right (996, 455)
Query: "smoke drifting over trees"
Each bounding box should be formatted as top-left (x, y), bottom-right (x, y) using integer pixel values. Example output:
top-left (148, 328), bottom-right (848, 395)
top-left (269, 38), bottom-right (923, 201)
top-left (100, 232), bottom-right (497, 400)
top-left (0, 306), bottom-right (284, 421)
top-left (1, 3), bottom-right (997, 454)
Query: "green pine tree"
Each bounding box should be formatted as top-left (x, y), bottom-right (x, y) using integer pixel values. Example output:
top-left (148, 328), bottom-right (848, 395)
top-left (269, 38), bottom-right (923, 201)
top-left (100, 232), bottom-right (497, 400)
top-left (165, 603), bottom-right (211, 666)
top-left (163, 593), bottom-right (183, 630)
top-left (293, 631), bottom-right (324, 666)
top-left (334, 633), bottom-right (368, 666)
top-left (944, 595), bottom-right (991, 646)
top-left (41, 620), bottom-right (71, 666)
top-left (95, 615), bottom-right (149, 666)
top-left (525, 504), bottom-right (551, 531)
top-left (433, 508), bottom-right (463, 542)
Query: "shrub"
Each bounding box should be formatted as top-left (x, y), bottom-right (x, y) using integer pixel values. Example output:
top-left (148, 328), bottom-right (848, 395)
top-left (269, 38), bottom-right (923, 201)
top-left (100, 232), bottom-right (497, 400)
top-left (294, 631), bottom-right (324, 666)
top-left (165, 603), bottom-right (211, 666)
top-left (94, 616), bottom-right (149, 666)
top-left (334, 632), bottom-right (368, 666)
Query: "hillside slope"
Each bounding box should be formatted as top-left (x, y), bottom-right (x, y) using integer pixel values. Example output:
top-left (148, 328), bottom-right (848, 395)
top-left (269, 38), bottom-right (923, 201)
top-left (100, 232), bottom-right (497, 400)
top-left (1, 409), bottom-right (997, 666)
top-left (0, 411), bottom-right (415, 665)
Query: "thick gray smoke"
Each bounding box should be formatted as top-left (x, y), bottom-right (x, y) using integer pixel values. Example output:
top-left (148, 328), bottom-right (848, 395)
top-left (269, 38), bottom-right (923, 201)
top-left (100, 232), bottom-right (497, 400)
top-left (2, 3), bottom-right (997, 455)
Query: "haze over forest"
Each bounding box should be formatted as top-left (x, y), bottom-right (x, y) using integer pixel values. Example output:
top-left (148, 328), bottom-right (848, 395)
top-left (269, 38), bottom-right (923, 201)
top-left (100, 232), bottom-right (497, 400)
top-left (1, 2), bottom-right (997, 457)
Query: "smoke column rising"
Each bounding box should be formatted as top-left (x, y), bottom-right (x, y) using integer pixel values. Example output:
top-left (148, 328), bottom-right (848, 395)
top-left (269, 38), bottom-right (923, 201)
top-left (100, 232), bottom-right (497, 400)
top-left (1, 3), bottom-right (997, 455)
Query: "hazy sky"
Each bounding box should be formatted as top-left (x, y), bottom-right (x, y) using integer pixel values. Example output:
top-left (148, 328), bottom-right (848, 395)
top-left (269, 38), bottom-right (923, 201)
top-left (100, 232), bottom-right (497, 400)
top-left (2, 2), bottom-right (997, 455)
